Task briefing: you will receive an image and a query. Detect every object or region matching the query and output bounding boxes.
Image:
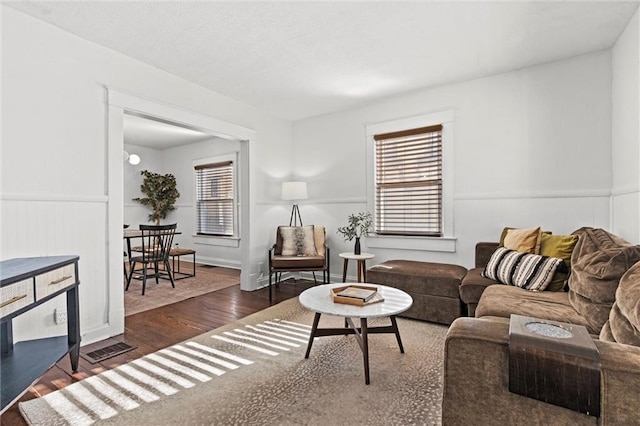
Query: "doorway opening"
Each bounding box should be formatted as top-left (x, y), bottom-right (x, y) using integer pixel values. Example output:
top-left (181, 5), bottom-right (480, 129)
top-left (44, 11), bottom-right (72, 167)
top-left (106, 88), bottom-right (255, 338)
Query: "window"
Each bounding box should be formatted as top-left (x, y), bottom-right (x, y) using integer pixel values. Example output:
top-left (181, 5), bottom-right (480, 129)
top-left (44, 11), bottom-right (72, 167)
top-left (374, 125), bottom-right (443, 237)
top-left (195, 160), bottom-right (235, 236)
top-left (365, 110), bottom-right (454, 251)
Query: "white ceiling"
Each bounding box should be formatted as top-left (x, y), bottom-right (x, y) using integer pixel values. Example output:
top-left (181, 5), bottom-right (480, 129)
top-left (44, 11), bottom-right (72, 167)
top-left (5, 1), bottom-right (640, 121)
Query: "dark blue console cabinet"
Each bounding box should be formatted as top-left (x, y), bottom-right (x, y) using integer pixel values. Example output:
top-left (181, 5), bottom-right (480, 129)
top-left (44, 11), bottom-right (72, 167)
top-left (0, 255), bottom-right (80, 413)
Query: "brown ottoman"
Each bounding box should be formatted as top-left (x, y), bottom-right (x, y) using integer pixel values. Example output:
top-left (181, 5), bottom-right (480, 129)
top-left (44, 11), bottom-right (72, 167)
top-left (367, 260), bottom-right (468, 324)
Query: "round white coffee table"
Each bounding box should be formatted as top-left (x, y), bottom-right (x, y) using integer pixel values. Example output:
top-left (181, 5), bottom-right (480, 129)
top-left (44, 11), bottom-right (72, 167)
top-left (339, 252), bottom-right (375, 282)
top-left (299, 283), bottom-right (413, 384)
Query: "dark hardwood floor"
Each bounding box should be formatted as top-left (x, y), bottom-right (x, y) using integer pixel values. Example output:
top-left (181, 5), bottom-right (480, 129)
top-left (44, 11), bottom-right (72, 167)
top-left (0, 277), bottom-right (315, 426)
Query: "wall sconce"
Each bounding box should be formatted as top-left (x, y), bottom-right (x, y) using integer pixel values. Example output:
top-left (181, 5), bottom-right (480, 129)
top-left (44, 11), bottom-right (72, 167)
top-left (123, 151), bottom-right (141, 165)
top-left (281, 181), bottom-right (308, 226)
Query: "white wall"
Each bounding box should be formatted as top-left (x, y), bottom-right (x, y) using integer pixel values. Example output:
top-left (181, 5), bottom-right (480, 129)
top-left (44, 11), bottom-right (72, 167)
top-left (612, 8), bottom-right (640, 243)
top-left (292, 52), bottom-right (613, 277)
top-left (162, 138), bottom-right (243, 269)
top-left (1, 7), bottom-right (293, 344)
top-left (123, 143), bottom-right (163, 228)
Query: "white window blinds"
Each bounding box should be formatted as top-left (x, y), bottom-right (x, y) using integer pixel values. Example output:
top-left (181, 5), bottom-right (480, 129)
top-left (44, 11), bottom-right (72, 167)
top-left (374, 124), bottom-right (443, 237)
top-left (195, 161), bottom-right (234, 236)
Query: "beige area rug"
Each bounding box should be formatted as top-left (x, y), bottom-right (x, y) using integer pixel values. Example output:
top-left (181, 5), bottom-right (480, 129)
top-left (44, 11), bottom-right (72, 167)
top-left (124, 265), bottom-right (240, 316)
top-left (20, 298), bottom-right (448, 425)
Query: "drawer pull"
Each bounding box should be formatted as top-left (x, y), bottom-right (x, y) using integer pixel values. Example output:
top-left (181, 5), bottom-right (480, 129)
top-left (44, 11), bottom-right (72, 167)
top-left (0, 294), bottom-right (27, 308)
top-left (49, 275), bottom-right (72, 285)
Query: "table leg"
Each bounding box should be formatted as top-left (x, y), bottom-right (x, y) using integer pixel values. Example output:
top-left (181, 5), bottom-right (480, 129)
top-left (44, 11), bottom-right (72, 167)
top-left (357, 260), bottom-right (369, 282)
top-left (304, 312), bottom-right (322, 358)
top-left (1, 321), bottom-right (13, 354)
top-left (66, 285), bottom-right (81, 372)
top-left (390, 315), bottom-right (405, 353)
top-left (126, 238), bottom-right (133, 270)
top-left (361, 318), bottom-right (370, 385)
top-left (342, 259), bottom-right (348, 282)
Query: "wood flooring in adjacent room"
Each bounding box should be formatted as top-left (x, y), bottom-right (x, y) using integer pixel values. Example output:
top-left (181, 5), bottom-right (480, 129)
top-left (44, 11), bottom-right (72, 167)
top-left (0, 273), bottom-right (316, 426)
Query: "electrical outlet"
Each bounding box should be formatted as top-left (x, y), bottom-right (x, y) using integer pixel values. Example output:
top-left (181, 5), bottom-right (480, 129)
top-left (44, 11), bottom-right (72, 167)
top-left (55, 309), bottom-right (67, 324)
top-left (258, 262), bottom-right (265, 277)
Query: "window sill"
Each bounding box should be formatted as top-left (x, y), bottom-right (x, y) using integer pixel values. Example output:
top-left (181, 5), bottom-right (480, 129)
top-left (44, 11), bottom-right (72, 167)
top-left (193, 235), bottom-right (240, 248)
top-left (366, 235), bottom-right (456, 253)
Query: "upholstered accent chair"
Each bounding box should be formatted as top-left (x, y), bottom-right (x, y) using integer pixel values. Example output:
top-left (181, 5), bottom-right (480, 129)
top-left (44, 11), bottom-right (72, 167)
top-left (268, 225), bottom-right (330, 302)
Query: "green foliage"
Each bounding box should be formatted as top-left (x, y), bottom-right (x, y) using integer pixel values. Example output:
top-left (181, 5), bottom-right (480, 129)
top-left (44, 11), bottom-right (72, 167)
top-left (132, 170), bottom-right (180, 225)
top-left (336, 212), bottom-right (374, 241)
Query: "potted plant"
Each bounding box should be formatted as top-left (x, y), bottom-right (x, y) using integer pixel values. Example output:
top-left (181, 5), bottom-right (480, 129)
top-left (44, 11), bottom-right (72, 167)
top-left (133, 170), bottom-right (180, 225)
top-left (336, 212), bottom-right (373, 255)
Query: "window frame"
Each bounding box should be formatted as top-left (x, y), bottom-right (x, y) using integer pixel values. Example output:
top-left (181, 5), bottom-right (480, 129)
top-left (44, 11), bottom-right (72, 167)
top-left (365, 110), bottom-right (456, 252)
top-left (193, 153), bottom-right (239, 240)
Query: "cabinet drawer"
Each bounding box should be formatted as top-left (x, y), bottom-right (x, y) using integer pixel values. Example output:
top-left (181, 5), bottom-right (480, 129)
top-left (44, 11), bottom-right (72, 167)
top-left (35, 264), bottom-right (76, 300)
top-left (1, 279), bottom-right (35, 317)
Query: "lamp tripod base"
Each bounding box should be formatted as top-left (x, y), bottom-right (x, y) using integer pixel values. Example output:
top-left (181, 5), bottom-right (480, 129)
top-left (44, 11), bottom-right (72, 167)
top-left (289, 204), bottom-right (303, 226)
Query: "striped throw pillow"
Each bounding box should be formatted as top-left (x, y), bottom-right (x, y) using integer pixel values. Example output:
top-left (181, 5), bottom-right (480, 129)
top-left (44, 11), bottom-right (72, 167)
top-left (482, 247), bottom-right (527, 286)
top-left (482, 247), bottom-right (563, 291)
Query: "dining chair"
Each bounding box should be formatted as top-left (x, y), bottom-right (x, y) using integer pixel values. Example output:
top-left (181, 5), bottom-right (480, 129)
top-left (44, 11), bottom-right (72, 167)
top-left (125, 223), bottom-right (177, 295)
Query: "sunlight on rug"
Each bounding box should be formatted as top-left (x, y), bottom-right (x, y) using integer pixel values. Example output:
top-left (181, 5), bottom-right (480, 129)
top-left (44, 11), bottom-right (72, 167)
top-left (20, 298), bottom-right (447, 425)
top-left (124, 265), bottom-right (240, 316)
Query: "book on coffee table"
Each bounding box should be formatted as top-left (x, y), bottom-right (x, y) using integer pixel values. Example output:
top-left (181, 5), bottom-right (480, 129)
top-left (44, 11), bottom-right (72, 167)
top-left (336, 286), bottom-right (377, 302)
top-left (331, 285), bottom-right (385, 306)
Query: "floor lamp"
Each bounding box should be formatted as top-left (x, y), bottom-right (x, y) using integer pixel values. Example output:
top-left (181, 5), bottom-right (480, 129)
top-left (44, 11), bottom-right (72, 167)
top-left (281, 181), bottom-right (308, 226)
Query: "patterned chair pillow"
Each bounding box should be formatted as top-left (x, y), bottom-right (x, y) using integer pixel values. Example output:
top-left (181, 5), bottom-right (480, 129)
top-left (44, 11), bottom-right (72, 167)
top-left (279, 225), bottom-right (317, 256)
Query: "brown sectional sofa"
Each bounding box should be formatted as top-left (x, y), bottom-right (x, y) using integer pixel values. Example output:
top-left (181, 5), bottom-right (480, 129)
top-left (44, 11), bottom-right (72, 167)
top-left (443, 228), bottom-right (640, 425)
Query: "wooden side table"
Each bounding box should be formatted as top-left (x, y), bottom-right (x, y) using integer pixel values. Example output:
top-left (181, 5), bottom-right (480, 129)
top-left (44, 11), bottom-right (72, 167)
top-left (339, 252), bottom-right (375, 283)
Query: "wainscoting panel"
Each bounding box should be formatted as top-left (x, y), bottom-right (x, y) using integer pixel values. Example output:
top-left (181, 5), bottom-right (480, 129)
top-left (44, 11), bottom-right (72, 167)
top-left (611, 189), bottom-right (640, 243)
top-left (1, 196), bottom-right (110, 345)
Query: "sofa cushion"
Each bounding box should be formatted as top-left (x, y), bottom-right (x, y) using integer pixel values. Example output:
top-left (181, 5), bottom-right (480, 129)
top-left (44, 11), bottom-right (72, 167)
top-left (460, 267), bottom-right (500, 305)
top-left (502, 227), bottom-right (542, 254)
top-left (482, 247), bottom-right (563, 291)
top-left (568, 227), bottom-right (640, 333)
top-left (279, 225), bottom-right (317, 256)
top-left (539, 233), bottom-right (579, 291)
top-left (475, 285), bottom-right (591, 330)
top-left (600, 261), bottom-right (640, 347)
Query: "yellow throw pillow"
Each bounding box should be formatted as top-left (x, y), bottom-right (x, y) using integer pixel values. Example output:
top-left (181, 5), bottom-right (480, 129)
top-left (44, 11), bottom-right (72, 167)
top-left (539, 233), bottom-right (579, 291)
top-left (503, 227), bottom-right (542, 254)
top-left (539, 233), bottom-right (578, 262)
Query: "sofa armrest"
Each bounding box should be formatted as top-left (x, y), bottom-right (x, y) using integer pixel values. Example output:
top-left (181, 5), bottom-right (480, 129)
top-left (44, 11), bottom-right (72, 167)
top-left (459, 267), bottom-right (500, 316)
top-left (443, 318), bottom-right (640, 425)
top-left (475, 242), bottom-right (499, 268)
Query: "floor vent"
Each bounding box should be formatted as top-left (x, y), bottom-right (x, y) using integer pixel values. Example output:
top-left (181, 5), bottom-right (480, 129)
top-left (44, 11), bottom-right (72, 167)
top-left (81, 342), bottom-right (136, 364)
top-left (199, 265), bottom-right (217, 269)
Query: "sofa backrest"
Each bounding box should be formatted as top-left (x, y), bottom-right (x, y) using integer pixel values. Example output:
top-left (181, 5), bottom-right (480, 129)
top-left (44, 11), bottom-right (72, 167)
top-left (475, 242), bottom-right (499, 268)
top-left (568, 227), bottom-right (640, 334)
top-left (600, 260), bottom-right (640, 347)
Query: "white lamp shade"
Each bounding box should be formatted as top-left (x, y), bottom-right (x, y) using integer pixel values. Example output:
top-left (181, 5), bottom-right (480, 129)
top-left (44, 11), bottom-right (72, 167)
top-left (281, 181), bottom-right (308, 201)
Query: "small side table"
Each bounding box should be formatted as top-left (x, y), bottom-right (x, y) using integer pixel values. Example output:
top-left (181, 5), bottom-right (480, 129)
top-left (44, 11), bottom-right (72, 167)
top-left (339, 252), bottom-right (375, 283)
